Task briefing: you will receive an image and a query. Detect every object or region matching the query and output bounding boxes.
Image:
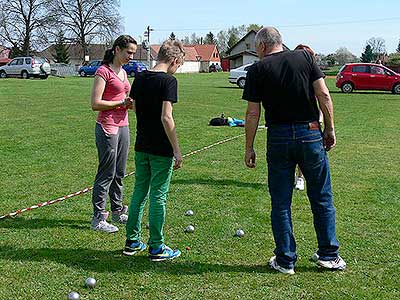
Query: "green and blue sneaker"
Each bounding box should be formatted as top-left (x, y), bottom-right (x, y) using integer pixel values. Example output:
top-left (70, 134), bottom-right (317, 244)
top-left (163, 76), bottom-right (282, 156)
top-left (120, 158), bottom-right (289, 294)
top-left (148, 244), bottom-right (181, 262)
top-left (123, 240), bottom-right (147, 256)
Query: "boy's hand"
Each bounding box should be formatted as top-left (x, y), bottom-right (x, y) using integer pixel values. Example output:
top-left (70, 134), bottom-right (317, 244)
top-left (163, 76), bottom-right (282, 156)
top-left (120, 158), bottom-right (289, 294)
top-left (173, 150), bottom-right (183, 170)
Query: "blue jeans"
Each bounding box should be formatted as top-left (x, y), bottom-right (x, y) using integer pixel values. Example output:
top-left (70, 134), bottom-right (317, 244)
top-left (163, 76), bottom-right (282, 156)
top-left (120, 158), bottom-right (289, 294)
top-left (267, 123), bottom-right (340, 269)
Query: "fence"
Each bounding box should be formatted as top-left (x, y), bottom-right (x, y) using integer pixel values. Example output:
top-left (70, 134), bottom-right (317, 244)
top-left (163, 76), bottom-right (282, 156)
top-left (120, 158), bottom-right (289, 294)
top-left (50, 64), bottom-right (80, 77)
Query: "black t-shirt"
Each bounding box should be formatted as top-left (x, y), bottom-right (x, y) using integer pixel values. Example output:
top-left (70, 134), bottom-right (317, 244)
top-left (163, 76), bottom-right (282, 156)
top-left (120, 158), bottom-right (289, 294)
top-left (242, 50), bottom-right (324, 125)
top-left (130, 70), bottom-right (178, 157)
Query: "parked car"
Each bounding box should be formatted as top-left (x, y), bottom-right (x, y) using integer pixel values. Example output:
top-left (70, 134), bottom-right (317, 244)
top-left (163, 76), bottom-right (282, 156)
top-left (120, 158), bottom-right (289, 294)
top-left (78, 60), bottom-right (102, 77)
top-left (123, 60), bottom-right (147, 77)
top-left (0, 56), bottom-right (51, 79)
top-left (228, 63), bottom-right (253, 88)
top-left (336, 63), bottom-right (400, 94)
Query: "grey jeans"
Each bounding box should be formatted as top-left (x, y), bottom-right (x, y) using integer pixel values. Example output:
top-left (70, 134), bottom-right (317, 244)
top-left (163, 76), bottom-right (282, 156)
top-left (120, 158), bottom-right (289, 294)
top-left (92, 123), bottom-right (130, 216)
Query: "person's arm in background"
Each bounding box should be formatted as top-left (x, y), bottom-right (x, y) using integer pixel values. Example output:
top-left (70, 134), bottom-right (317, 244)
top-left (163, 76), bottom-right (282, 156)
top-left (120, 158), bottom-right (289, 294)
top-left (313, 77), bottom-right (336, 151)
top-left (161, 101), bottom-right (182, 170)
top-left (245, 102), bottom-right (261, 168)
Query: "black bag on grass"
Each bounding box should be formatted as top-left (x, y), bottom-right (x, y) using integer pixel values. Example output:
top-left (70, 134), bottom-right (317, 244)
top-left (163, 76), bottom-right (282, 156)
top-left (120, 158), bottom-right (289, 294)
top-left (209, 117), bottom-right (227, 126)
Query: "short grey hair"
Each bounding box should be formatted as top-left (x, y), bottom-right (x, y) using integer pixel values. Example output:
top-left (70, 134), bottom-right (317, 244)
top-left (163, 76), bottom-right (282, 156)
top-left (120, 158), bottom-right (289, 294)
top-left (255, 27), bottom-right (282, 48)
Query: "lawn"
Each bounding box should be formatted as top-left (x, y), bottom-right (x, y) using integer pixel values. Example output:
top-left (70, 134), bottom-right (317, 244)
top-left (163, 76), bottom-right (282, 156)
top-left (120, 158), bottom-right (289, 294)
top-left (0, 73), bottom-right (399, 300)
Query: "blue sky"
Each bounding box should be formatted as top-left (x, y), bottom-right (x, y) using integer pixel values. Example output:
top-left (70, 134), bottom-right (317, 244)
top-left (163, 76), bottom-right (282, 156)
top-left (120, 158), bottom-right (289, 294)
top-left (120, 0), bottom-right (400, 55)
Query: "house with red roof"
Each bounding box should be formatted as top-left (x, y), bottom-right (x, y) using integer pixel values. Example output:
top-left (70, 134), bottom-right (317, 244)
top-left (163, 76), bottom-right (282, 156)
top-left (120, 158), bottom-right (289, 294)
top-left (133, 44), bottom-right (220, 73)
top-left (0, 46), bottom-right (11, 66)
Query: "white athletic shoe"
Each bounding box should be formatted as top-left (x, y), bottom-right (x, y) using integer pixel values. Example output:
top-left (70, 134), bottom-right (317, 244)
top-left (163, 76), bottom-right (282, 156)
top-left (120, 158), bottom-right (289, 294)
top-left (268, 256), bottom-right (295, 275)
top-left (112, 205), bottom-right (129, 224)
top-left (295, 177), bottom-right (305, 191)
top-left (91, 211), bottom-right (119, 233)
top-left (311, 252), bottom-right (346, 270)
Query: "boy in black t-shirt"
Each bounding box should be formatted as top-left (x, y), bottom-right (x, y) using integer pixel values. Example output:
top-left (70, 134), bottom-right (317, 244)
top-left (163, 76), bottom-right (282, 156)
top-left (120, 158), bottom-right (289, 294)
top-left (123, 39), bottom-right (185, 261)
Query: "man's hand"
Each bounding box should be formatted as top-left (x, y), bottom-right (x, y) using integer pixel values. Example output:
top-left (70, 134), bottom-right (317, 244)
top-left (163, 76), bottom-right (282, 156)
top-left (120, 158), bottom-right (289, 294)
top-left (245, 148), bottom-right (256, 168)
top-left (173, 150), bottom-right (183, 170)
top-left (323, 129), bottom-right (336, 151)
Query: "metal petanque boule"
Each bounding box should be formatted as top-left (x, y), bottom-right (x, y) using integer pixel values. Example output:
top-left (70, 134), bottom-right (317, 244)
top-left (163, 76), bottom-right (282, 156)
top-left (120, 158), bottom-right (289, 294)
top-left (185, 225), bottom-right (195, 233)
top-left (85, 277), bottom-right (96, 288)
top-left (185, 209), bottom-right (194, 216)
top-left (68, 291), bottom-right (80, 300)
top-left (235, 229), bottom-right (245, 237)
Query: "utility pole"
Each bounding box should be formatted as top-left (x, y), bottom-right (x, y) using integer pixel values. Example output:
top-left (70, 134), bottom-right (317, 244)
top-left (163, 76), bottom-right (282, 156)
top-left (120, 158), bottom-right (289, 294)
top-left (143, 25), bottom-right (154, 68)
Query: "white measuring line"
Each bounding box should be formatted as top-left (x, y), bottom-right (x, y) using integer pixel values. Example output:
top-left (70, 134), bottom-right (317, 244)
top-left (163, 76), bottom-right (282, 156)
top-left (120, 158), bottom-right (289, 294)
top-left (1, 132), bottom-right (251, 220)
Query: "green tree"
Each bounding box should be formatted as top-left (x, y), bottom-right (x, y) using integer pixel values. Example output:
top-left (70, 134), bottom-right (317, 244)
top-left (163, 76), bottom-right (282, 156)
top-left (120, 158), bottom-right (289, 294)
top-left (361, 45), bottom-right (374, 63)
top-left (204, 32), bottom-right (216, 44)
top-left (387, 52), bottom-right (400, 66)
top-left (52, 31), bottom-right (70, 64)
top-left (227, 32), bottom-right (239, 48)
top-left (247, 24), bottom-right (262, 32)
top-left (396, 39), bottom-right (400, 53)
top-left (326, 53), bottom-right (336, 67)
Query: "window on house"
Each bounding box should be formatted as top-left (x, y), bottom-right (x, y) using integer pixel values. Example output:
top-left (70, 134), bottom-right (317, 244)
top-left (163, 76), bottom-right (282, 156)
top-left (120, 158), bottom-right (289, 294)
top-left (246, 43), bottom-right (250, 50)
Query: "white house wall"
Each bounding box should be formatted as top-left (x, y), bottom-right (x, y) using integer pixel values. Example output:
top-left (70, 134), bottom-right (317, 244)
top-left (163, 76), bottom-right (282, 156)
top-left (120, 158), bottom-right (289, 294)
top-left (243, 55), bottom-right (259, 66)
top-left (176, 61), bottom-right (200, 73)
top-left (230, 32), bottom-right (256, 56)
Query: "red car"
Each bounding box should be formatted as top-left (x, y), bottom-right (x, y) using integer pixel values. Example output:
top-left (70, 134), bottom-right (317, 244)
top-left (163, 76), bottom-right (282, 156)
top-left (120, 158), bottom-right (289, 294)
top-left (336, 63), bottom-right (400, 94)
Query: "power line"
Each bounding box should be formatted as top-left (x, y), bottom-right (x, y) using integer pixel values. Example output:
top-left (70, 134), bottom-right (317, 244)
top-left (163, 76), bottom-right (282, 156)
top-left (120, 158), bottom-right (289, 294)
top-left (153, 17), bottom-right (400, 32)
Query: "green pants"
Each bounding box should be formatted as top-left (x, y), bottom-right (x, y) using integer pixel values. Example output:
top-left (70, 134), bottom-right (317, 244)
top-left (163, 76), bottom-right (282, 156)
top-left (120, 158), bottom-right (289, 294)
top-left (126, 151), bottom-right (173, 249)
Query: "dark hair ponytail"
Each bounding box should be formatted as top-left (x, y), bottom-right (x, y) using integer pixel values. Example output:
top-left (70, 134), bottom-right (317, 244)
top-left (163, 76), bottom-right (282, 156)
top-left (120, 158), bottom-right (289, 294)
top-left (102, 34), bottom-right (137, 65)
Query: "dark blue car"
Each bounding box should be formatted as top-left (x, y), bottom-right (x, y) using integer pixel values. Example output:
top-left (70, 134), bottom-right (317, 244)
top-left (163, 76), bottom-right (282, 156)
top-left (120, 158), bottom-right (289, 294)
top-left (123, 60), bottom-right (148, 77)
top-left (78, 60), bottom-right (102, 76)
top-left (78, 60), bottom-right (147, 77)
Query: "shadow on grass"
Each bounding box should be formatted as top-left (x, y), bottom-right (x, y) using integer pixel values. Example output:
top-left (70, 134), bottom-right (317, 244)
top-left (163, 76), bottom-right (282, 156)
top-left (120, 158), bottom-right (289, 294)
top-left (0, 245), bottom-right (322, 275)
top-left (0, 217), bottom-right (88, 230)
top-left (330, 90), bottom-right (397, 95)
top-left (215, 86), bottom-right (241, 89)
top-left (171, 178), bottom-right (266, 189)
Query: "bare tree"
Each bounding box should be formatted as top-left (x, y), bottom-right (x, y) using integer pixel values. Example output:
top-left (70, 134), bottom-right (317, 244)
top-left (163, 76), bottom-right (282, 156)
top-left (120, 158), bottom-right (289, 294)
top-left (190, 33), bottom-right (202, 44)
top-left (335, 47), bottom-right (358, 65)
top-left (0, 0), bottom-right (52, 56)
top-left (366, 37), bottom-right (386, 57)
top-left (49, 0), bottom-right (122, 62)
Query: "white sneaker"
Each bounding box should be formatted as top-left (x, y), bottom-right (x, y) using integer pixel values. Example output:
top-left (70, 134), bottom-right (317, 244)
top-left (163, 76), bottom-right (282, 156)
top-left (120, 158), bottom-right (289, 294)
top-left (311, 252), bottom-right (346, 270)
top-left (268, 256), bottom-right (295, 275)
top-left (295, 177), bottom-right (305, 191)
top-left (91, 211), bottom-right (119, 233)
top-left (112, 205), bottom-right (128, 224)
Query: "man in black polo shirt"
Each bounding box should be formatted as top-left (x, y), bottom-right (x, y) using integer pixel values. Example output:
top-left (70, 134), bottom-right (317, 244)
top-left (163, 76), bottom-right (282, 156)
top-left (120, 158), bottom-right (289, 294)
top-left (243, 27), bottom-right (346, 274)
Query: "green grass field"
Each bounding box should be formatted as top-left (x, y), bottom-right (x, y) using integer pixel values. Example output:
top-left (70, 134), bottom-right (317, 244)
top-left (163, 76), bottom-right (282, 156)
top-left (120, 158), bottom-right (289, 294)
top-left (0, 73), bottom-right (399, 300)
